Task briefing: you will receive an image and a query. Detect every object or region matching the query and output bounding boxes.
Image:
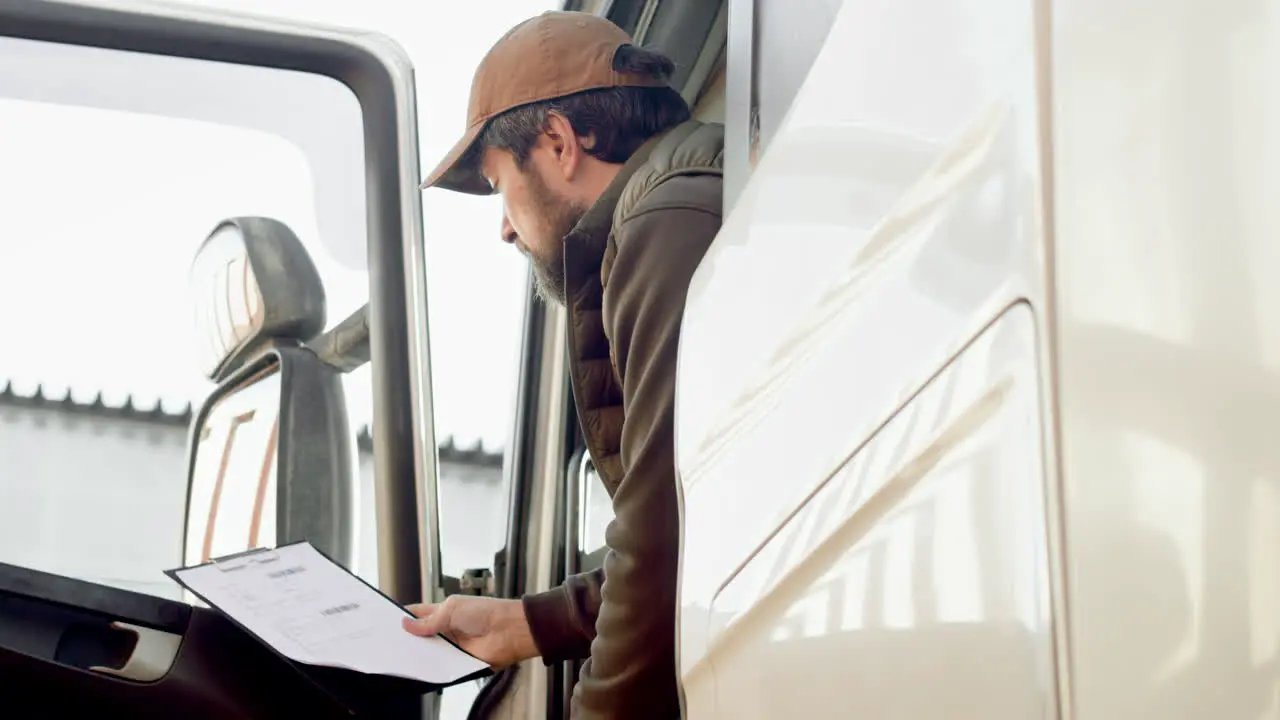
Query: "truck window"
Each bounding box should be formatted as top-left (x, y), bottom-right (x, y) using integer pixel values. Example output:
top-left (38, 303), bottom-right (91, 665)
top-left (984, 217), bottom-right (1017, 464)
top-left (0, 35), bottom-right (370, 599)
top-left (168, 0), bottom-right (546, 602)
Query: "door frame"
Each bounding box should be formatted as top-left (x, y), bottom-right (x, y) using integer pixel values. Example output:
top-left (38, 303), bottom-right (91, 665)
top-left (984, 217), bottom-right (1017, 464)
top-left (0, 0), bottom-right (438, 607)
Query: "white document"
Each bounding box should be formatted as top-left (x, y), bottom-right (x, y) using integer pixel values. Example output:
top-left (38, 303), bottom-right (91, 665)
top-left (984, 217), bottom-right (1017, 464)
top-left (171, 542), bottom-right (489, 685)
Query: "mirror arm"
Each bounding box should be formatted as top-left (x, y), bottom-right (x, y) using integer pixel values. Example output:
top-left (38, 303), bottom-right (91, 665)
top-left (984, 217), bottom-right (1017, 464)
top-left (308, 305), bottom-right (370, 373)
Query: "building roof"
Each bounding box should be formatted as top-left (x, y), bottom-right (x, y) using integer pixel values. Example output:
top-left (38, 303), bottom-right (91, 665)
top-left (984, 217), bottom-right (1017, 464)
top-left (0, 380), bottom-right (503, 468)
top-left (0, 380), bottom-right (194, 423)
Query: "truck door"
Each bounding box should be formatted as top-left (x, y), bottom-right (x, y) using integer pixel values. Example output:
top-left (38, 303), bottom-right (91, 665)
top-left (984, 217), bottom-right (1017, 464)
top-left (675, 0), bottom-right (1058, 718)
top-left (0, 1), bottom-right (437, 716)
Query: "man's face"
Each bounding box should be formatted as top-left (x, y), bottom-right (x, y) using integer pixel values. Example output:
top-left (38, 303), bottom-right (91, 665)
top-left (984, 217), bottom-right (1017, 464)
top-left (481, 145), bottom-right (586, 305)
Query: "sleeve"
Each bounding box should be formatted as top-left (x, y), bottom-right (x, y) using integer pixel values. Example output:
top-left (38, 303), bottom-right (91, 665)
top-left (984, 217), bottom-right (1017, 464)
top-left (570, 197), bottom-right (721, 719)
top-left (521, 568), bottom-right (604, 663)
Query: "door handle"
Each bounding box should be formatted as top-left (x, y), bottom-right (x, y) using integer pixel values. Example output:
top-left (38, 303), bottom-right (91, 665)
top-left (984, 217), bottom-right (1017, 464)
top-left (575, 451), bottom-right (595, 546)
top-left (89, 622), bottom-right (182, 683)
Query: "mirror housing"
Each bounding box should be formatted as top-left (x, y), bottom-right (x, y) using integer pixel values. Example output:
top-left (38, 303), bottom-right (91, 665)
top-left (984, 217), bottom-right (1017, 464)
top-left (189, 217), bottom-right (327, 383)
top-left (182, 218), bottom-right (354, 575)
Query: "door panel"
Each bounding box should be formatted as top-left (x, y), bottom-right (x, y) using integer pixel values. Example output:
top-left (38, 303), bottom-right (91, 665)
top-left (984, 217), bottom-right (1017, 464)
top-left (0, 1), bottom-right (430, 714)
top-left (0, 560), bottom-right (429, 718)
top-left (675, 0), bottom-right (1053, 715)
top-left (0, 561), bottom-right (327, 718)
top-left (705, 305), bottom-right (1052, 719)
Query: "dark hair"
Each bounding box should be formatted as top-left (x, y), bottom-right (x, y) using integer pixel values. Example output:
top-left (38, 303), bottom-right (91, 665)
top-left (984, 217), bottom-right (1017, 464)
top-left (478, 45), bottom-right (691, 167)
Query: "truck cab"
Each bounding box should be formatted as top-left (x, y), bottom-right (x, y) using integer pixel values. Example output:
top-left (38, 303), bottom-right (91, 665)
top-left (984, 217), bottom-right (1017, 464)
top-left (2, 0), bottom-right (1278, 719)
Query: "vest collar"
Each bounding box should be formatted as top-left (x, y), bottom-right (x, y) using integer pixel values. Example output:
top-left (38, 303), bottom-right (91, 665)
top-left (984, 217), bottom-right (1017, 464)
top-left (562, 130), bottom-right (665, 303)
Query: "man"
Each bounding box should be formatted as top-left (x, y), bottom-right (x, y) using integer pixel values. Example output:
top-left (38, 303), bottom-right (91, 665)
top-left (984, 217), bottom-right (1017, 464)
top-left (401, 10), bottom-right (723, 719)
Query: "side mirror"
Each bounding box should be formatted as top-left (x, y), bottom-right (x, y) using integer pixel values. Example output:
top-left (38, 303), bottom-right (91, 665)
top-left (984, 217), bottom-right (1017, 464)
top-left (182, 217), bottom-right (356, 576)
top-left (189, 218), bottom-right (327, 384)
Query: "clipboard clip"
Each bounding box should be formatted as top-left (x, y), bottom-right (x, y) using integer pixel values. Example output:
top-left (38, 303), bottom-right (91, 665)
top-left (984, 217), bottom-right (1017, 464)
top-left (209, 547), bottom-right (281, 572)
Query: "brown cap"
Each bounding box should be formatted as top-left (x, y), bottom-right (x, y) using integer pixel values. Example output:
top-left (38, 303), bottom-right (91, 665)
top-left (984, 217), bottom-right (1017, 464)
top-left (421, 11), bottom-right (668, 195)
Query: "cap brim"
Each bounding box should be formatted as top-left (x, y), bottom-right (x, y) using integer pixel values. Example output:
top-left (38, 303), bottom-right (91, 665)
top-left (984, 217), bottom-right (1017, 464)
top-left (420, 121), bottom-right (494, 195)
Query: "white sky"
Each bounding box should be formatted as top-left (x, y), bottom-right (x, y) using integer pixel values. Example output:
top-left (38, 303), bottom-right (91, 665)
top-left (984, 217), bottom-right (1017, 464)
top-left (0, 0), bottom-right (553, 450)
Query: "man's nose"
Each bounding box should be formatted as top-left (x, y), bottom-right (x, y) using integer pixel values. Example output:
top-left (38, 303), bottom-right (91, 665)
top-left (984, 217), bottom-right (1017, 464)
top-left (500, 215), bottom-right (517, 245)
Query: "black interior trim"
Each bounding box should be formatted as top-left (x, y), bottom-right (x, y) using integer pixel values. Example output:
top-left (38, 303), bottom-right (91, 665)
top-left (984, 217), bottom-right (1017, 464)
top-left (0, 593), bottom-right (409, 719)
top-left (597, 0), bottom-right (724, 96)
top-left (0, 562), bottom-right (191, 635)
top-left (638, 0), bottom-right (723, 92)
top-left (602, 0), bottom-right (651, 38)
top-left (0, 561), bottom-right (415, 717)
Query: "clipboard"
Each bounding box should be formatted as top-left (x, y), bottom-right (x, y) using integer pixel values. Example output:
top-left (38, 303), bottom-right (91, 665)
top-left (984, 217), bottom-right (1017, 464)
top-left (165, 540), bottom-right (493, 716)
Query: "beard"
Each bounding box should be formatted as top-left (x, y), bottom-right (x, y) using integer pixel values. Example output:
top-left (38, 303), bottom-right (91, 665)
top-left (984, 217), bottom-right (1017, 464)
top-left (523, 168), bottom-right (586, 306)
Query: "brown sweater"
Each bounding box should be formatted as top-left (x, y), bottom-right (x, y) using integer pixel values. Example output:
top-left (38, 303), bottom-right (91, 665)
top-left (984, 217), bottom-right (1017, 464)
top-left (521, 120), bottom-right (725, 719)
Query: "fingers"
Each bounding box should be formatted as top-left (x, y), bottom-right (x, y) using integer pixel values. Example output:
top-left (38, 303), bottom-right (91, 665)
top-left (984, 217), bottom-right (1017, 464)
top-left (402, 600), bottom-right (449, 637)
top-left (404, 603), bottom-right (435, 619)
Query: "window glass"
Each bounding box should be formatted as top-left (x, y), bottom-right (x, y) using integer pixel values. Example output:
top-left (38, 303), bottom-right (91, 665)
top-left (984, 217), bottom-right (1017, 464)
top-left (165, 2), bottom-right (546, 594)
top-left (580, 460), bottom-right (615, 559)
top-left (0, 36), bottom-right (369, 599)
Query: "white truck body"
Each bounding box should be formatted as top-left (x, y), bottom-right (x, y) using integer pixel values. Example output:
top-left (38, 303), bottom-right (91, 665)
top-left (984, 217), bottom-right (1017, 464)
top-left (670, 0), bottom-right (1280, 718)
top-left (0, 0), bottom-right (1275, 718)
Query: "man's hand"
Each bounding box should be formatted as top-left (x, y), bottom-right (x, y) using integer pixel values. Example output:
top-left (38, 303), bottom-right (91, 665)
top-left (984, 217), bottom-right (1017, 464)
top-left (402, 596), bottom-right (539, 669)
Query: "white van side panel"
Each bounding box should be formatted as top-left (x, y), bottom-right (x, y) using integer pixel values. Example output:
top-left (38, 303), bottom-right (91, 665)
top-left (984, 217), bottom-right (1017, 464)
top-left (1052, 0), bottom-right (1280, 717)
top-left (704, 303), bottom-right (1052, 719)
top-left (673, 0), bottom-right (1056, 716)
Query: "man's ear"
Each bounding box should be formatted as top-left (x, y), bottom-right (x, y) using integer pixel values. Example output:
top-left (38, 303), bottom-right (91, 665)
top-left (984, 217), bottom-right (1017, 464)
top-left (543, 112), bottom-right (584, 182)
